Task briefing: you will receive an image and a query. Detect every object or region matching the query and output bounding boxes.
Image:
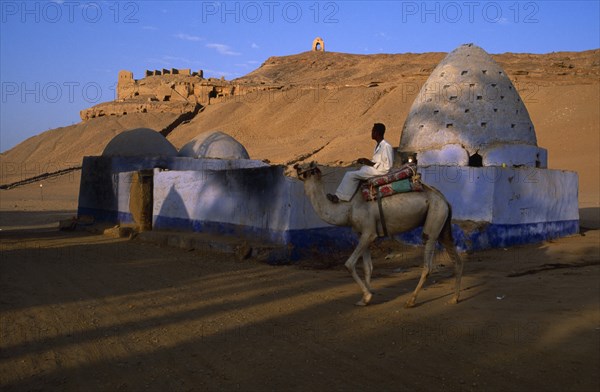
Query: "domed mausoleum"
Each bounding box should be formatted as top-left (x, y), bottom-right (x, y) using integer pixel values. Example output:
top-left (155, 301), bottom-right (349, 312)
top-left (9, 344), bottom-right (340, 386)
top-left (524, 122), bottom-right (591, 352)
top-left (397, 43), bottom-right (578, 250)
top-left (400, 43), bottom-right (545, 168)
top-left (102, 128), bottom-right (178, 157)
top-left (178, 130), bottom-right (250, 160)
top-left (79, 126), bottom-right (342, 262)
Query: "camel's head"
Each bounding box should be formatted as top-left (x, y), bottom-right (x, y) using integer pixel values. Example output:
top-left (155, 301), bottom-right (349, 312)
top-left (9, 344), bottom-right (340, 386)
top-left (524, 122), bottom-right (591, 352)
top-left (293, 162), bottom-right (321, 181)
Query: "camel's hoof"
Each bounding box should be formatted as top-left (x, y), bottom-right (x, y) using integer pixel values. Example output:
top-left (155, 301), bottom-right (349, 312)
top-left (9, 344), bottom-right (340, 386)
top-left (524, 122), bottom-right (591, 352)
top-left (447, 296), bottom-right (459, 305)
top-left (404, 299), bottom-right (416, 308)
top-left (355, 293), bottom-right (372, 306)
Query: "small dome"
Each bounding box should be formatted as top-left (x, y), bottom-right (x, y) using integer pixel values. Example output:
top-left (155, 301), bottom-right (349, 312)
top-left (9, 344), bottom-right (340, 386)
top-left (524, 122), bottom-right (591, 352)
top-left (178, 130), bottom-right (250, 160)
top-left (399, 44), bottom-right (544, 167)
top-left (102, 128), bottom-right (178, 157)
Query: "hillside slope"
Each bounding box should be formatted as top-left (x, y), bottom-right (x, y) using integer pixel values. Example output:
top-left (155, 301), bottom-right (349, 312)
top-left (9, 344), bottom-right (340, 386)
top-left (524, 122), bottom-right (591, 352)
top-left (2, 49), bottom-right (598, 203)
top-left (0, 113), bottom-right (180, 184)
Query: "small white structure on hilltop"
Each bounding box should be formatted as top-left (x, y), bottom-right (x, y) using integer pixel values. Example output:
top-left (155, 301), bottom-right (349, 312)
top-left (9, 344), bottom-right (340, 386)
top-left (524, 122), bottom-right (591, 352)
top-left (397, 43), bottom-right (578, 249)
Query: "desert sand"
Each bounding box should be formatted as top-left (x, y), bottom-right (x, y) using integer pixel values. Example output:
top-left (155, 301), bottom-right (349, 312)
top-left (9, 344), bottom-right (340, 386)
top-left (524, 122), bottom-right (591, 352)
top-left (0, 49), bottom-right (599, 391)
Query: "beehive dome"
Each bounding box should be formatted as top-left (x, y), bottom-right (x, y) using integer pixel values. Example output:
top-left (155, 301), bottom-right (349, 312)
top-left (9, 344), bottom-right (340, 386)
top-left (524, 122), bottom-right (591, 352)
top-left (178, 130), bottom-right (250, 160)
top-left (399, 43), bottom-right (546, 167)
top-left (102, 128), bottom-right (178, 157)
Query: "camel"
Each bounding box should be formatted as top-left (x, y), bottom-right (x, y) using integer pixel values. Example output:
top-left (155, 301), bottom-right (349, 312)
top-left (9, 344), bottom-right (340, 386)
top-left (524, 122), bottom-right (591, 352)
top-left (294, 162), bottom-right (463, 307)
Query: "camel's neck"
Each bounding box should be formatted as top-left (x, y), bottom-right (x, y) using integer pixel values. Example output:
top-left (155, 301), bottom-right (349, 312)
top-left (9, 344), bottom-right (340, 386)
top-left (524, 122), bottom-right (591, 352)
top-left (303, 176), bottom-right (352, 227)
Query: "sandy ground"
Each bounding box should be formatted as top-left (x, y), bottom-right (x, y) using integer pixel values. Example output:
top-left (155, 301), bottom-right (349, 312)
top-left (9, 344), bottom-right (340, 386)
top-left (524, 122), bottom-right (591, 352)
top-left (1, 177), bottom-right (599, 391)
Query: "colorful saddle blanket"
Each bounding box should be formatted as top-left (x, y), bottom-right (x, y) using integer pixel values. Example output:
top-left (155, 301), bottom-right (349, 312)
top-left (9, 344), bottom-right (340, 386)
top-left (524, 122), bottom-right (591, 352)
top-left (360, 163), bottom-right (423, 201)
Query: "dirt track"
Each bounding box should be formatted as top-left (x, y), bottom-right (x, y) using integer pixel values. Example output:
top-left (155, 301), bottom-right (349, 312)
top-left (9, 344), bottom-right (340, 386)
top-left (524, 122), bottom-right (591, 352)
top-left (1, 213), bottom-right (598, 391)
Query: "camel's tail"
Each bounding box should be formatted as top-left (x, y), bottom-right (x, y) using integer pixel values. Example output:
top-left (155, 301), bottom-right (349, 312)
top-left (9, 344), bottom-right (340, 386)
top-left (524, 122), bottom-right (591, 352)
top-left (422, 183), bottom-right (454, 244)
top-left (441, 203), bottom-right (454, 244)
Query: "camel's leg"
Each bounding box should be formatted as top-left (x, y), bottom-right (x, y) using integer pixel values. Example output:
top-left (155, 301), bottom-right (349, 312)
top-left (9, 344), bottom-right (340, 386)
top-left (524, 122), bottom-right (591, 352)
top-left (345, 234), bottom-right (376, 306)
top-left (437, 207), bottom-right (464, 304)
top-left (405, 234), bottom-right (436, 308)
top-left (441, 236), bottom-right (463, 304)
top-left (362, 248), bottom-right (373, 292)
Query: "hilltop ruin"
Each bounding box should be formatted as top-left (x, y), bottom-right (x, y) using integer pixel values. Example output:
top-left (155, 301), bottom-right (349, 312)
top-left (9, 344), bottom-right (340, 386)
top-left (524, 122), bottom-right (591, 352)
top-left (80, 68), bottom-right (279, 121)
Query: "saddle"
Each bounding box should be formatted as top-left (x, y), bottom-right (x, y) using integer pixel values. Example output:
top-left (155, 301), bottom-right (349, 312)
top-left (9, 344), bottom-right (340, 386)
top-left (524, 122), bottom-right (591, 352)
top-left (360, 163), bottom-right (423, 202)
top-left (359, 163), bottom-right (423, 238)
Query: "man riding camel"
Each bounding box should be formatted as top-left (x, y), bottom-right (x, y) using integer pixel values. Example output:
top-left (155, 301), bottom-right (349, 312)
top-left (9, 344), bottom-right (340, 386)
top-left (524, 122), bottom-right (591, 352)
top-left (327, 122), bottom-right (394, 203)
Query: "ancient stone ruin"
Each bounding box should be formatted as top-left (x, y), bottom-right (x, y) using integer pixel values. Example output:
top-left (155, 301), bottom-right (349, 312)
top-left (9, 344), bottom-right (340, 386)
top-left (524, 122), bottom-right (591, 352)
top-left (81, 68), bottom-right (269, 121)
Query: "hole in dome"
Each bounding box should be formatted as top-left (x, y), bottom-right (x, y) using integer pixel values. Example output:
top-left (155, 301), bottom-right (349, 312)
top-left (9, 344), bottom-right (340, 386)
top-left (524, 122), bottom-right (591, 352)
top-left (499, 71), bottom-right (503, 75)
top-left (440, 72), bottom-right (445, 77)
top-left (433, 110), bottom-right (439, 114)
top-left (446, 123), bottom-right (454, 128)
top-left (449, 96), bottom-right (458, 101)
top-left (493, 108), bottom-right (498, 112)
top-left (500, 96), bottom-right (505, 100)
top-left (482, 70), bottom-right (488, 74)
top-left (481, 122), bottom-right (487, 128)
top-left (419, 125), bottom-right (424, 128)
top-left (491, 83), bottom-right (497, 87)
top-left (516, 109), bottom-right (519, 114)
top-left (469, 153), bottom-right (483, 167)
top-left (477, 96), bottom-right (483, 100)
top-left (461, 70), bottom-right (468, 75)
top-left (511, 124), bottom-right (516, 128)
top-left (465, 109), bottom-right (470, 113)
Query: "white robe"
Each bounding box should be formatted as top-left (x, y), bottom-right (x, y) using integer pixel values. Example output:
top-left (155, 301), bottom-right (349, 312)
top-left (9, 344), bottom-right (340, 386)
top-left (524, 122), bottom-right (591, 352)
top-left (335, 139), bottom-right (394, 201)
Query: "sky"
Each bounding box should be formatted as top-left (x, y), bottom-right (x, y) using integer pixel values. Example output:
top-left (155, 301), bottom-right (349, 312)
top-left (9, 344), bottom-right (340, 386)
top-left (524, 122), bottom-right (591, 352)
top-left (1, 0), bottom-right (599, 152)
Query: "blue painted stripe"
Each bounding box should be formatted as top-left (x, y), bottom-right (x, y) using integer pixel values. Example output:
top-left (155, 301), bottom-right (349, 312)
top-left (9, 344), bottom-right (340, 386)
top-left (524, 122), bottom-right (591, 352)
top-left (77, 206), bottom-right (580, 261)
top-left (397, 220), bottom-right (580, 252)
top-left (154, 215), bottom-right (358, 263)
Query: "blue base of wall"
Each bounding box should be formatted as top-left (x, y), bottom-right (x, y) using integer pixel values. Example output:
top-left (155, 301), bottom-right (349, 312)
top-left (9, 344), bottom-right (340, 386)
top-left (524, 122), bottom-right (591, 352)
top-left (397, 220), bottom-right (580, 252)
top-left (78, 207), bottom-right (579, 262)
top-left (153, 215), bottom-right (358, 263)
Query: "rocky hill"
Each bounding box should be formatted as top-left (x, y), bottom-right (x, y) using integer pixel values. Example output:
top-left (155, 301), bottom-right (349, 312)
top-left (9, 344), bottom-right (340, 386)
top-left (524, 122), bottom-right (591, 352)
top-left (1, 48), bottom-right (598, 203)
top-left (239, 49), bottom-right (599, 85)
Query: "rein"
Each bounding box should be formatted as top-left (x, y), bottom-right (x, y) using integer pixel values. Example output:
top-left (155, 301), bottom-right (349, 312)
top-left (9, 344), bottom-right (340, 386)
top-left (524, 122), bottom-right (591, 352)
top-left (295, 166), bottom-right (321, 178)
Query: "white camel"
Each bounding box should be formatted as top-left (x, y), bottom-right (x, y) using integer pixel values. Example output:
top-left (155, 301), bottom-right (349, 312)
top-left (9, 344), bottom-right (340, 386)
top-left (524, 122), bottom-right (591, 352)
top-left (294, 162), bottom-right (464, 307)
